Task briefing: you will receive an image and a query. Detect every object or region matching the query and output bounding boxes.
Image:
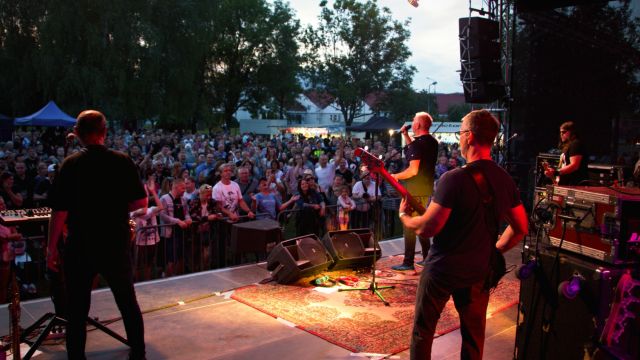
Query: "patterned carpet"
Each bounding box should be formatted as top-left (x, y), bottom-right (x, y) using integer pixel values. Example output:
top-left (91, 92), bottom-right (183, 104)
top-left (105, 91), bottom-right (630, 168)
top-left (231, 256), bottom-right (520, 355)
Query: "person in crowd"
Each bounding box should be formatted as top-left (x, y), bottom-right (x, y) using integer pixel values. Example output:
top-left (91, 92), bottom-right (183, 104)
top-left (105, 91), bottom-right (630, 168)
top-left (236, 167), bottom-right (259, 212)
top-left (12, 161), bottom-right (33, 208)
top-left (284, 154), bottom-right (307, 195)
top-left (182, 176), bottom-right (198, 203)
top-left (188, 184), bottom-right (219, 271)
top-left (159, 177), bottom-right (192, 276)
top-left (337, 185), bottom-right (356, 231)
top-left (212, 163), bottom-right (255, 222)
top-left (47, 110), bottom-right (147, 359)
top-left (351, 170), bottom-right (378, 229)
top-left (251, 177), bottom-right (298, 221)
top-left (0, 197), bottom-right (22, 303)
top-left (335, 158), bottom-right (355, 186)
top-left (435, 155), bottom-right (449, 180)
top-left (0, 172), bottom-right (23, 209)
top-left (544, 121), bottom-right (589, 185)
top-left (130, 174), bottom-right (163, 281)
top-left (398, 109), bottom-right (528, 360)
top-left (323, 175), bottom-right (344, 232)
top-left (33, 163), bottom-right (54, 207)
top-left (294, 178), bottom-right (324, 237)
top-left (315, 154), bottom-right (336, 195)
top-left (448, 157), bottom-right (459, 170)
top-left (390, 112), bottom-right (438, 271)
top-left (195, 153), bottom-right (216, 179)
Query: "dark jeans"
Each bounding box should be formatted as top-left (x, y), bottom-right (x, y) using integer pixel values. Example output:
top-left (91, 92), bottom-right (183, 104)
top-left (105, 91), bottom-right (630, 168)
top-left (411, 272), bottom-right (490, 360)
top-left (64, 250), bottom-right (145, 360)
top-left (401, 225), bottom-right (430, 266)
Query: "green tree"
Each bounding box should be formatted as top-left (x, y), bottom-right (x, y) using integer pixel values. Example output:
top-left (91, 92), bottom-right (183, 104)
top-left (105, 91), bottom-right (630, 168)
top-left (206, 0), bottom-right (301, 129)
top-left (384, 88), bottom-right (437, 123)
top-left (446, 103), bottom-right (472, 122)
top-left (303, 0), bottom-right (415, 131)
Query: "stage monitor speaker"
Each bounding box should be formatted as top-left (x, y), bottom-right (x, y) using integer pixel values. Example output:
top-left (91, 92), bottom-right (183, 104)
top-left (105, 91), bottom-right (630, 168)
top-left (266, 234), bottom-right (333, 284)
top-left (514, 247), bottom-right (637, 360)
top-left (321, 228), bottom-right (382, 270)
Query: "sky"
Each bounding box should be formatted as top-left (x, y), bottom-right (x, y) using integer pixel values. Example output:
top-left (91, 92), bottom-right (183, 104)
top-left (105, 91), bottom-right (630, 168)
top-left (282, 0), bottom-right (475, 94)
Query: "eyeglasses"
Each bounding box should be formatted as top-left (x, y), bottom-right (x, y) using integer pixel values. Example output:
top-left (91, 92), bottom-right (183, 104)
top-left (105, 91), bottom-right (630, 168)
top-left (560, 130), bottom-right (568, 134)
top-left (458, 130), bottom-right (471, 136)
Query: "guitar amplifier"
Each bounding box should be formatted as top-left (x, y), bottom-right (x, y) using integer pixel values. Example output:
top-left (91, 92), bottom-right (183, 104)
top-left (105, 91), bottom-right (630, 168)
top-left (547, 186), bottom-right (640, 264)
top-left (587, 163), bottom-right (625, 186)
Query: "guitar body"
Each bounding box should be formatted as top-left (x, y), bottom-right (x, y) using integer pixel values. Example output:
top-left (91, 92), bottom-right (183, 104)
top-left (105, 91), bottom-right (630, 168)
top-left (355, 148), bottom-right (426, 215)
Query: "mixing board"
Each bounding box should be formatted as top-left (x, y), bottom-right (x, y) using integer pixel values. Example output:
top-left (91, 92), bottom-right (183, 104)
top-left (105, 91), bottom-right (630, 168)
top-left (0, 207), bottom-right (52, 225)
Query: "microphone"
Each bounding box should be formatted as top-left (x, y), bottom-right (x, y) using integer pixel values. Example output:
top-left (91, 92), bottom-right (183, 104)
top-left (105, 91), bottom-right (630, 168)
top-left (392, 125), bottom-right (411, 134)
top-left (505, 133), bottom-right (518, 143)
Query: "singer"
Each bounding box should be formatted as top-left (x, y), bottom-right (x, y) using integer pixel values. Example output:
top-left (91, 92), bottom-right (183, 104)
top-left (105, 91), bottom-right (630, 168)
top-left (390, 112), bottom-right (438, 271)
top-left (47, 110), bottom-right (148, 359)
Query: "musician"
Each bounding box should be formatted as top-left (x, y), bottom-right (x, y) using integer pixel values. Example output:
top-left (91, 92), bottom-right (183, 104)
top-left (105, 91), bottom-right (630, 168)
top-left (390, 112), bottom-right (438, 271)
top-left (399, 109), bottom-right (528, 359)
top-left (544, 121), bottom-right (588, 185)
top-left (47, 110), bottom-right (147, 360)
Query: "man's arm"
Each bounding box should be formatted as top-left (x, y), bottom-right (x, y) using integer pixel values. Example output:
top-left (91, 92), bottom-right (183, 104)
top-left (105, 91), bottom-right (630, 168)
top-left (392, 159), bottom-right (420, 181)
top-left (399, 199), bottom-right (451, 238)
top-left (495, 204), bottom-right (528, 253)
top-left (238, 197), bottom-right (255, 218)
top-left (128, 196), bottom-right (148, 213)
top-left (47, 210), bottom-right (68, 272)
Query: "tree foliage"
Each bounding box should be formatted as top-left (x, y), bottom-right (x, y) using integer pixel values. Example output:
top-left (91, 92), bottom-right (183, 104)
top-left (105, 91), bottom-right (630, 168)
top-left (0, 0), bottom-right (302, 130)
top-left (383, 88), bottom-right (437, 124)
top-left (302, 0), bottom-right (415, 129)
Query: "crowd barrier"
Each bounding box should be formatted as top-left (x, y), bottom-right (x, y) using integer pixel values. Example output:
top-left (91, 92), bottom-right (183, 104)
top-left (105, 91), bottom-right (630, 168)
top-left (4, 198), bottom-right (407, 303)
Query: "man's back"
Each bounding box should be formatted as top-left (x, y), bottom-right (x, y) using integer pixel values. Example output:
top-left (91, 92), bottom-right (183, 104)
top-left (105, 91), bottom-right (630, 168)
top-left (427, 160), bottom-right (521, 287)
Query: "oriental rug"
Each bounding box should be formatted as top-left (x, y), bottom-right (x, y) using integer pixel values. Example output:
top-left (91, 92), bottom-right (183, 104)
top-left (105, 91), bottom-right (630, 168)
top-left (231, 256), bottom-right (520, 355)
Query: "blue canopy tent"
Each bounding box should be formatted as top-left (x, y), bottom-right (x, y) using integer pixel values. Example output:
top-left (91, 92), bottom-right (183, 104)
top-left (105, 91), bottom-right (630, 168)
top-left (14, 101), bottom-right (76, 127)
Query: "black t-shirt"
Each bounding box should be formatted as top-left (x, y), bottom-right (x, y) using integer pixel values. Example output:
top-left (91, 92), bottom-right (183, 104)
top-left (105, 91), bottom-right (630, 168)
top-left (403, 134), bottom-right (438, 198)
top-left (335, 168), bottom-right (354, 184)
top-left (50, 145), bottom-right (146, 255)
top-left (559, 139), bottom-right (589, 186)
top-left (427, 160), bottom-right (521, 287)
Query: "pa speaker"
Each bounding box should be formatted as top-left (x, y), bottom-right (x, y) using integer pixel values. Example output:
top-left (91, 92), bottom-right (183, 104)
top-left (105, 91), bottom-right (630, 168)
top-left (514, 247), bottom-right (636, 360)
top-left (462, 81), bottom-right (505, 103)
top-left (459, 17), bottom-right (499, 60)
top-left (266, 234), bottom-right (333, 284)
top-left (321, 229), bottom-right (381, 270)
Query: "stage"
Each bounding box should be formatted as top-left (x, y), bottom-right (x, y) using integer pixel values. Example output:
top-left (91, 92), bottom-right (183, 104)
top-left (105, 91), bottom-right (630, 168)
top-left (1, 238), bottom-right (522, 359)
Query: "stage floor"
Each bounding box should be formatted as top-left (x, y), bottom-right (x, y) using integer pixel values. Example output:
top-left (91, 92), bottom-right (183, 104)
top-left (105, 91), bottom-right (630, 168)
top-left (1, 238), bottom-right (522, 359)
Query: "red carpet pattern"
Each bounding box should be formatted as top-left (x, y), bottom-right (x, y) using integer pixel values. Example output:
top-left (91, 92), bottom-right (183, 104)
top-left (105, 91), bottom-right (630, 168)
top-left (232, 256), bottom-right (519, 355)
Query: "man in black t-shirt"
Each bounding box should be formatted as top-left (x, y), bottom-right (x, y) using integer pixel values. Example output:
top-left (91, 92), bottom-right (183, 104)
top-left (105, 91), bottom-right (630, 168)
top-left (544, 121), bottom-right (589, 185)
top-left (399, 110), bottom-right (528, 360)
top-left (47, 110), bottom-right (148, 360)
top-left (390, 112), bottom-right (438, 271)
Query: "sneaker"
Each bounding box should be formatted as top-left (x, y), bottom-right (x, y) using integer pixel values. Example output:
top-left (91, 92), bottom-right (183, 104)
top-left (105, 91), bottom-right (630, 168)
top-left (415, 259), bottom-right (426, 267)
top-left (391, 264), bottom-right (415, 271)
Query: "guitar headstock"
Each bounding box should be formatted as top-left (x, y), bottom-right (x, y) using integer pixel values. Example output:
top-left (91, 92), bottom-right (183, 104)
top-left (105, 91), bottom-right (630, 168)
top-left (354, 148), bottom-right (384, 172)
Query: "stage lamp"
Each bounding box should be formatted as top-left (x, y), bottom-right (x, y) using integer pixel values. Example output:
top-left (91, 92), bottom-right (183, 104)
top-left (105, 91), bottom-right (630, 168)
top-left (408, 0), bottom-right (419, 8)
top-left (558, 273), bottom-right (584, 300)
top-left (516, 259), bottom-right (537, 280)
top-left (388, 129), bottom-right (394, 137)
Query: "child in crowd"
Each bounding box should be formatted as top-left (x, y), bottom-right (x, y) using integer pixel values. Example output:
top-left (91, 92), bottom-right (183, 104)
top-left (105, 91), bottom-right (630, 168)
top-left (337, 185), bottom-right (355, 230)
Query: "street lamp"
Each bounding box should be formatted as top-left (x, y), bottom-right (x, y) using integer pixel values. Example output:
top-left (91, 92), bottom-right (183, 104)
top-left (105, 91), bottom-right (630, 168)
top-left (426, 78), bottom-right (437, 114)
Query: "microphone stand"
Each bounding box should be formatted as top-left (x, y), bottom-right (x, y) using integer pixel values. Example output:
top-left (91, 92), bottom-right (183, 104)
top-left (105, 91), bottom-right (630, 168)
top-left (338, 176), bottom-right (394, 306)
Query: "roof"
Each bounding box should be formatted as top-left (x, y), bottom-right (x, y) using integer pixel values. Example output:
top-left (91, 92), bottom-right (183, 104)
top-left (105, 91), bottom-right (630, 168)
top-left (304, 90), bottom-right (335, 110)
top-left (15, 101), bottom-right (76, 127)
top-left (347, 116), bottom-right (399, 132)
top-left (435, 93), bottom-right (465, 114)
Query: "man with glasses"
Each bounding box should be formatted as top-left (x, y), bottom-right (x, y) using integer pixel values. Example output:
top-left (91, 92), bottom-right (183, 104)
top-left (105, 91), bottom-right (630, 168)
top-left (399, 109), bottom-right (528, 359)
top-left (390, 112), bottom-right (438, 271)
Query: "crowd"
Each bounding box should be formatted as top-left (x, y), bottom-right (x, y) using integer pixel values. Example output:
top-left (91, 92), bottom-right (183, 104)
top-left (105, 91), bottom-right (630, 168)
top-left (0, 126), bottom-right (477, 286)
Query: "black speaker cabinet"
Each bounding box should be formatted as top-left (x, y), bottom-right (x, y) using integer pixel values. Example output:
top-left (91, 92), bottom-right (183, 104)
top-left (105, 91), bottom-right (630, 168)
top-left (515, 246), bottom-right (635, 360)
top-left (266, 234), bottom-right (333, 284)
top-left (321, 229), bottom-right (382, 270)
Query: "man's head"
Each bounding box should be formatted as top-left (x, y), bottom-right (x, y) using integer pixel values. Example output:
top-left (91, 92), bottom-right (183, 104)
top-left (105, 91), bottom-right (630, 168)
top-left (75, 110), bottom-right (107, 145)
top-left (258, 177), bottom-right (269, 191)
top-left (412, 112), bottom-right (433, 135)
top-left (559, 121), bottom-right (577, 143)
top-left (206, 153), bottom-right (215, 165)
top-left (185, 176), bottom-right (196, 192)
top-left (237, 167), bottom-right (250, 182)
top-left (319, 154), bottom-right (328, 167)
top-left (220, 163), bottom-right (234, 181)
top-left (14, 161), bottom-right (26, 177)
top-left (171, 178), bottom-right (186, 197)
top-left (459, 110), bottom-right (499, 159)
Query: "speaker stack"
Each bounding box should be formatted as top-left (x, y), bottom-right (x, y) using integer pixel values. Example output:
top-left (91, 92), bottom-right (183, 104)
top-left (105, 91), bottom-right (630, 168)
top-left (459, 17), bottom-right (505, 103)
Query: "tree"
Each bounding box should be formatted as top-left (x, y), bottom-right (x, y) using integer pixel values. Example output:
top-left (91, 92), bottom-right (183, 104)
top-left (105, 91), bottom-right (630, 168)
top-left (206, 0), bottom-right (302, 129)
top-left (384, 88), bottom-right (437, 123)
top-left (302, 0), bottom-right (415, 131)
top-left (447, 103), bottom-right (472, 122)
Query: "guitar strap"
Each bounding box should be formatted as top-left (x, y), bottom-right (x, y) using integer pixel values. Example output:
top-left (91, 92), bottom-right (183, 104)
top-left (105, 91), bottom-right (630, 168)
top-left (463, 163), bottom-right (498, 239)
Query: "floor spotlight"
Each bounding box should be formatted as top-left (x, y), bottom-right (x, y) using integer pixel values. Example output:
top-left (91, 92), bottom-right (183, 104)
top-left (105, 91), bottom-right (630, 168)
top-left (558, 273), bottom-right (584, 300)
top-left (516, 260), bottom-right (537, 280)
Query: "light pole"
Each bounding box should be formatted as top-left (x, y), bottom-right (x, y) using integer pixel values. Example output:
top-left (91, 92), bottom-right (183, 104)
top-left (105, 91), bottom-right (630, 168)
top-left (426, 78), bottom-right (437, 114)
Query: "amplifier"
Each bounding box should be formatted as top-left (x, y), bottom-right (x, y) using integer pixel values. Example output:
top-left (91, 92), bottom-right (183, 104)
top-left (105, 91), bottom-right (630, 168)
top-left (547, 186), bottom-right (640, 264)
top-left (587, 163), bottom-right (624, 186)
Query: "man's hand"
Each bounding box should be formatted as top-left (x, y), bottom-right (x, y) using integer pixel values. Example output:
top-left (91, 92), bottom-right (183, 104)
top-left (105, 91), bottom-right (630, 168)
top-left (178, 220), bottom-right (188, 229)
top-left (400, 124), bottom-right (410, 135)
top-left (544, 168), bottom-right (556, 179)
top-left (247, 211), bottom-right (255, 219)
top-left (207, 214), bottom-right (219, 221)
top-left (399, 197), bottom-right (414, 215)
top-left (229, 213), bottom-right (240, 222)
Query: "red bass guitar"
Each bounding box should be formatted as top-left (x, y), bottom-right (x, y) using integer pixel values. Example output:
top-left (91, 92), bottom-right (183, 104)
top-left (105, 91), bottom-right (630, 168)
top-left (355, 147), bottom-right (426, 215)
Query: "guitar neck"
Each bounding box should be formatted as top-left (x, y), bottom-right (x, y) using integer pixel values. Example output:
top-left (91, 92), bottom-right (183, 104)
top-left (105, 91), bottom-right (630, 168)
top-left (374, 167), bottom-right (427, 215)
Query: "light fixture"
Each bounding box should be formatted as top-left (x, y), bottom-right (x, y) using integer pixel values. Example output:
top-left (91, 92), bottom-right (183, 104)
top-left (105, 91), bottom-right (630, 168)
top-left (558, 273), bottom-right (584, 300)
top-left (408, 0), bottom-right (419, 8)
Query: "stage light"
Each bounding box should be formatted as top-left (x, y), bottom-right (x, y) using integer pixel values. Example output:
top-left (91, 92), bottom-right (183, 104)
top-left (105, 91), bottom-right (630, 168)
top-left (408, 0), bottom-right (419, 8)
top-left (388, 129), bottom-right (394, 137)
top-left (558, 273), bottom-right (584, 300)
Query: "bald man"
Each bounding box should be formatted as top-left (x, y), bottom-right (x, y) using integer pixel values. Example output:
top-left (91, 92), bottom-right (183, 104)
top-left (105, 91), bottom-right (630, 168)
top-left (390, 112), bottom-right (438, 271)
